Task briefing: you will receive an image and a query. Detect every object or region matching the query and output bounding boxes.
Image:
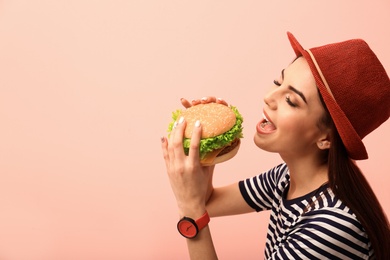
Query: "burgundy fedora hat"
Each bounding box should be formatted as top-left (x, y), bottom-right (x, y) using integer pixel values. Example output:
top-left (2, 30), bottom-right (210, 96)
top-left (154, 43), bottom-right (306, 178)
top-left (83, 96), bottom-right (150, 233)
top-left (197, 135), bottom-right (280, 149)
top-left (287, 32), bottom-right (390, 160)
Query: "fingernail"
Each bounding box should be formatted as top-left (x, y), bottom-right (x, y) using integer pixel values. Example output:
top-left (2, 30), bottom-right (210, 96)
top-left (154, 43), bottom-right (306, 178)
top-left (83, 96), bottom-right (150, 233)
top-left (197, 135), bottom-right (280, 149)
top-left (173, 121), bottom-right (178, 128)
top-left (195, 120), bottom-right (200, 127)
top-left (201, 97), bottom-right (207, 101)
top-left (178, 116), bottom-right (184, 124)
top-left (217, 97), bottom-right (223, 101)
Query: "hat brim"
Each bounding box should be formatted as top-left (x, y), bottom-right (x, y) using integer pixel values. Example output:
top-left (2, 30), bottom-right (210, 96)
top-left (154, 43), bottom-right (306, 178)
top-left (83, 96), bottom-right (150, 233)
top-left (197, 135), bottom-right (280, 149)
top-left (287, 32), bottom-right (368, 160)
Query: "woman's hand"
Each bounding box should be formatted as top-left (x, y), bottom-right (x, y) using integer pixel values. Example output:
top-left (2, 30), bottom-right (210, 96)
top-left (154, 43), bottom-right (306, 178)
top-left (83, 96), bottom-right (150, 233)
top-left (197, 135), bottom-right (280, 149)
top-left (161, 116), bottom-right (219, 260)
top-left (181, 96), bottom-right (228, 109)
top-left (161, 116), bottom-right (214, 218)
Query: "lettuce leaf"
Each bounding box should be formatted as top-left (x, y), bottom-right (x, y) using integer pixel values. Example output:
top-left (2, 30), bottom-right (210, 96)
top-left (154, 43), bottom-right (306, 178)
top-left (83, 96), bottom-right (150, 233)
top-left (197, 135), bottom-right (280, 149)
top-left (167, 105), bottom-right (244, 159)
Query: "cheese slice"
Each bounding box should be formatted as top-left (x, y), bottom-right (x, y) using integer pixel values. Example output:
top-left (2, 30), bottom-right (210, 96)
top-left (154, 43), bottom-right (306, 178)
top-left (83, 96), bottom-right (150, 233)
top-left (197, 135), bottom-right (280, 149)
top-left (200, 139), bottom-right (241, 166)
top-left (200, 148), bottom-right (224, 165)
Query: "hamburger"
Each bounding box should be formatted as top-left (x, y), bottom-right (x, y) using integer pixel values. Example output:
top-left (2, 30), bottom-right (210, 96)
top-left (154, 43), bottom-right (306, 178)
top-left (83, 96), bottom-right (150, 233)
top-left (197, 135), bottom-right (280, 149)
top-left (168, 103), bottom-right (243, 166)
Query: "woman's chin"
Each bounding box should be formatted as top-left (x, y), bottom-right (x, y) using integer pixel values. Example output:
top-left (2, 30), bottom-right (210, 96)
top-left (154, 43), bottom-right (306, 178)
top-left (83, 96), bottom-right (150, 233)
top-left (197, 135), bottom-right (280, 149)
top-left (253, 133), bottom-right (268, 150)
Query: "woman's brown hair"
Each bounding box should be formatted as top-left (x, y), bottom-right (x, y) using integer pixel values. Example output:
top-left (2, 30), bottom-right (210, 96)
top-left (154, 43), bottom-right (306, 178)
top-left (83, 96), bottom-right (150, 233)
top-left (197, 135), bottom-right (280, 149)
top-left (319, 92), bottom-right (390, 259)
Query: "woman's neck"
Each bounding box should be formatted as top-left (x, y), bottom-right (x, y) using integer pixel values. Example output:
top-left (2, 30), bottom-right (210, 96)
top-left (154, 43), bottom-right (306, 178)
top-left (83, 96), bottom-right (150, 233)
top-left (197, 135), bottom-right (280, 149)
top-left (283, 156), bottom-right (329, 200)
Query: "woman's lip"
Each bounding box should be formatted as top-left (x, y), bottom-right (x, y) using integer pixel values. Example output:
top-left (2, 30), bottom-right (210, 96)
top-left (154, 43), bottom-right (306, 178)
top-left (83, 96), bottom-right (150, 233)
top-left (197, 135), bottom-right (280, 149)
top-left (256, 121), bottom-right (266, 134)
top-left (262, 110), bottom-right (274, 125)
top-left (256, 109), bottom-right (276, 134)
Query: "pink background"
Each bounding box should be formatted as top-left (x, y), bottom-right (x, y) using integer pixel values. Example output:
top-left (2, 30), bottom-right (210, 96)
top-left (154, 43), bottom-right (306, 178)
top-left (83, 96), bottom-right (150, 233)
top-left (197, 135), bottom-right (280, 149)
top-left (1, 1), bottom-right (389, 259)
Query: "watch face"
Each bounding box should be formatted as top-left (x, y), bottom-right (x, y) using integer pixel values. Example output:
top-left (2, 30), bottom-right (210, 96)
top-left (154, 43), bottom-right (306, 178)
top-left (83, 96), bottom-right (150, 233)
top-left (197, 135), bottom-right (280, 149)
top-left (177, 218), bottom-right (198, 238)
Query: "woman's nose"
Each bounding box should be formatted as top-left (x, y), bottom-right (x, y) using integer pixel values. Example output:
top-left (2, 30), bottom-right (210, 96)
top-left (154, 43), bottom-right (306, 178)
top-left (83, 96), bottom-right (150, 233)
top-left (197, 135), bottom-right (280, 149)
top-left (263, 87), bottom-right (280, 109)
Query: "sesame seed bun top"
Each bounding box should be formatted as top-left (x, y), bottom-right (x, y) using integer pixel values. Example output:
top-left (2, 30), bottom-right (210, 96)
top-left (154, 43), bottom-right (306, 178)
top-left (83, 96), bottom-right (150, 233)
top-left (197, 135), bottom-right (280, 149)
top-left (180, 103), bottom-right (236, 139)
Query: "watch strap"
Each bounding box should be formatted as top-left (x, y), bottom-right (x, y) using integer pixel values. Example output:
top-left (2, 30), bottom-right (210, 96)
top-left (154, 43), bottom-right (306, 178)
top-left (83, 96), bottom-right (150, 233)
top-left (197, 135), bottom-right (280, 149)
top-left (194, 211), bottom-right (210, 231)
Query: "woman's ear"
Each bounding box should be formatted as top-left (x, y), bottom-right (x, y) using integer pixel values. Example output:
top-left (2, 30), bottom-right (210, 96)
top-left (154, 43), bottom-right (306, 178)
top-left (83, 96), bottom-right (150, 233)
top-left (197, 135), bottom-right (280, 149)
top-left (317, 136), bottom-right (331, 150)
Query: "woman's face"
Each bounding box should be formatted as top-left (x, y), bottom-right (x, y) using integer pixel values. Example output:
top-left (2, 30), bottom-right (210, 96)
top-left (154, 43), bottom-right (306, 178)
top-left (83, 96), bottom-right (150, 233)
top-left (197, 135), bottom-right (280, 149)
top-left (254, 57), bottom-right (329, 159)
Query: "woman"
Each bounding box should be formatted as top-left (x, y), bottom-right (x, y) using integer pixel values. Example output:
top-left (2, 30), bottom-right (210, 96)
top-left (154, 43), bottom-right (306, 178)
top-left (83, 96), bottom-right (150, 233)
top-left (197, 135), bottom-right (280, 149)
top-left (161, 32), bottom-right (390, 259)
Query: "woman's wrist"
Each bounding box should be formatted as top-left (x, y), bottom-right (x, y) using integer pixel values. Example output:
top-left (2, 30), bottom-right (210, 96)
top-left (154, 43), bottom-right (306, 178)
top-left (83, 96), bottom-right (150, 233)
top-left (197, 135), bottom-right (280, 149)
top-left (178, 204), bottom-right (207, 219)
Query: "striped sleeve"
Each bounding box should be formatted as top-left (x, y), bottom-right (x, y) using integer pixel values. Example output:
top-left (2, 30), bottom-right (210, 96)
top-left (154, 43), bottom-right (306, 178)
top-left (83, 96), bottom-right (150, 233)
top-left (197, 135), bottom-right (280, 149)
top-left (239, 163), bottom-right (288, 212)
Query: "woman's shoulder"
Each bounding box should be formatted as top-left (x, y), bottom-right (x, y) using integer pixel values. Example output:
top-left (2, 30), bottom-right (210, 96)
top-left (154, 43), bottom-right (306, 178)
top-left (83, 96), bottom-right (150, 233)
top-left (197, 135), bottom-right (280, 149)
top-left (290, 192), bottom-right (372, 259)
top-left (267, 162), bottom-right (290, 183)
top-left (302, 187), bottom-right (366, 233)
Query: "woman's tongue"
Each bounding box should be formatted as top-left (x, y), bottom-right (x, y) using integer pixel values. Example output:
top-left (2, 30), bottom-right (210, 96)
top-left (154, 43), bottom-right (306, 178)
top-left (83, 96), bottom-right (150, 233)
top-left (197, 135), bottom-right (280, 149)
top-left (260, 120), bottom-right (276, 132)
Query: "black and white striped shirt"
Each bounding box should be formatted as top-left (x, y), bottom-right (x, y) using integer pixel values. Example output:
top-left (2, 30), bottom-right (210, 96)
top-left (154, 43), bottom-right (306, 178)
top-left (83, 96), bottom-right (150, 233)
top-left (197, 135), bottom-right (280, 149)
top-left (239, 163), bottom-right (373, 259)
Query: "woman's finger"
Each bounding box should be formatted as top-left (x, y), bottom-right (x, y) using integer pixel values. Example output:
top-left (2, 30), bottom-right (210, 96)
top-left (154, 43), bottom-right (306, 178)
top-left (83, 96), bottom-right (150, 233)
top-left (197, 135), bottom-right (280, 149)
top-left (180, 98), bottom-right (192, 108)
top-left (167, 120), bottom-right (178, 168)
top-left (168, 116), bottom-right (187, 162)
top-left (190, 99), bottom-right (201, 106)
top-left (216, 97), bottom-right (228, 106)
top-left (200, 96), bottom-right (228, 106)
top-left (160, 136), bottom-right (170, 170)
top-left (184, 96), bottom-right (229, 108)
top-left (188, 120), bottom-right (202, 163)
top-left (200, 96), bottom-right (216, 104)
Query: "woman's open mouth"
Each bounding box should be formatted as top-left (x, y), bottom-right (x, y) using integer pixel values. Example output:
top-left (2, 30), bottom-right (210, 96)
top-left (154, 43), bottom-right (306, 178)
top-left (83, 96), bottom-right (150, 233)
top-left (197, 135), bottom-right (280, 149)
top-left (256, 112), bottom-right (276, 134)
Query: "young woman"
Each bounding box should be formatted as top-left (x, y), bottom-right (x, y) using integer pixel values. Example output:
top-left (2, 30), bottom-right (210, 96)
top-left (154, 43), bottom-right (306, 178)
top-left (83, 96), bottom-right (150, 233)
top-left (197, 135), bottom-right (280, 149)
top-left (161, 32), bottom-right (390, 259)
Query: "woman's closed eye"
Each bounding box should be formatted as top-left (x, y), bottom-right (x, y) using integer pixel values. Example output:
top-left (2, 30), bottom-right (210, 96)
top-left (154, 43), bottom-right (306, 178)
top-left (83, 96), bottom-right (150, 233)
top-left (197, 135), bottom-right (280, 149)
top-left (273, 80), bottom-right (281, 86)
top-left (285, 95), bottom-right (297, 107)
top-left (273, 80), bottom-right (298, 107)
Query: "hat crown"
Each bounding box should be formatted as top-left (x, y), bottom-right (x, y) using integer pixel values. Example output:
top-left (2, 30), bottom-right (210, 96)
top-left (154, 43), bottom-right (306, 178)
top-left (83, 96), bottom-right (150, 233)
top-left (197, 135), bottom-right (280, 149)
top-left (310, 39), bottom-right (390, 139)
top-left (287, 32), bottom-right (390, 159)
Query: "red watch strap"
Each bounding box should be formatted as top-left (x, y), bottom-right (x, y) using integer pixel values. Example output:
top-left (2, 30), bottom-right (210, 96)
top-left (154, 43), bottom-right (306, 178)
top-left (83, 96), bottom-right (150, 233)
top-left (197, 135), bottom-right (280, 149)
top-left (195, 211), bottom-right (210, 231)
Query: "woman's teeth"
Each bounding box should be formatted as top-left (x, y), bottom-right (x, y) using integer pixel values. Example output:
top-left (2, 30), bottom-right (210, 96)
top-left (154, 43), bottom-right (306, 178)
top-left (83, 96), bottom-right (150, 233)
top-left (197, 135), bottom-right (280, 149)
top-left (262, 112), bottom-right (269, 120)
top-left (260, 121), bottom-right (272, 129)
top-left (260, 112), bottom-right (275, 130)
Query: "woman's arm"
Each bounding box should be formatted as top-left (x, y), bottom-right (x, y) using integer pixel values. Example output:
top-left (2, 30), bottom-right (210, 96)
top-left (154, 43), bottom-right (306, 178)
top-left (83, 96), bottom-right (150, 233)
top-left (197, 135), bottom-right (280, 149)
top-left (207, 183), bottom-right (255, 218)
top-left (161, 97), bottom-right (254, 259)
top-left (185, 222), bottom-right (218, 260)
top-left (180, 96), bottom-right (254, 216)
top-left (161, 117), bottom-right (219, 259)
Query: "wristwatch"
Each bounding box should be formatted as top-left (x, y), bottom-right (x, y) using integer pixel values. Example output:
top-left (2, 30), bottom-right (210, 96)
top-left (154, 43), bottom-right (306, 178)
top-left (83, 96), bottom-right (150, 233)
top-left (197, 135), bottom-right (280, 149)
top-left (177, 211), bottom-right (210, 239)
